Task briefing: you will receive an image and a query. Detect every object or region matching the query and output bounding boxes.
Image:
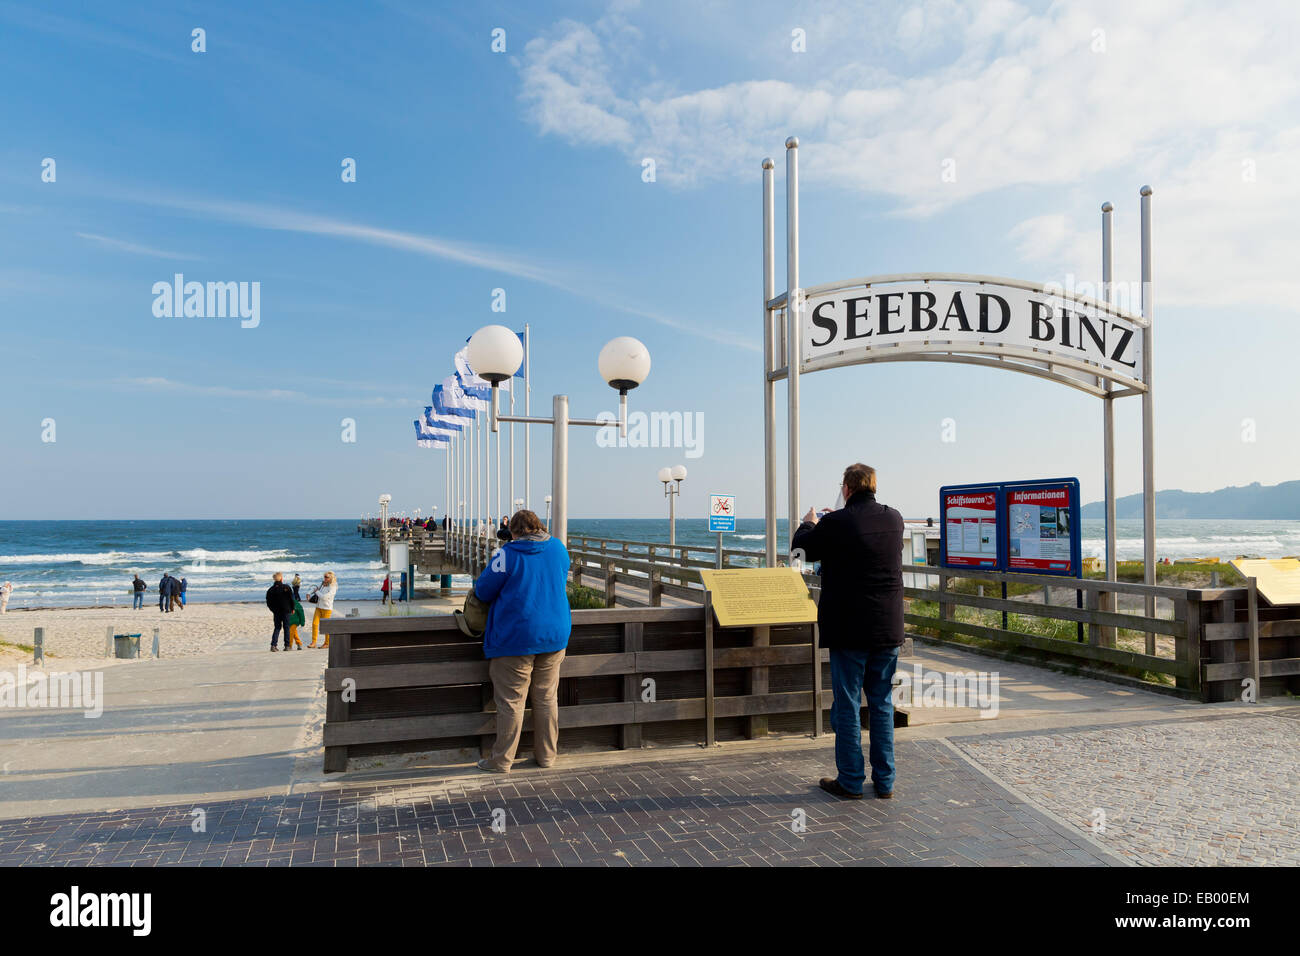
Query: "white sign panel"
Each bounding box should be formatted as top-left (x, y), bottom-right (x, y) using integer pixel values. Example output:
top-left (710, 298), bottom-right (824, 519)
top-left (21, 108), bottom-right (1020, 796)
top-left (387, 541), bottom-right (409, 574)
top-left (709, 494), bottom-right (736, 533)
top-left (801, 279), bottom-right (1144, 385)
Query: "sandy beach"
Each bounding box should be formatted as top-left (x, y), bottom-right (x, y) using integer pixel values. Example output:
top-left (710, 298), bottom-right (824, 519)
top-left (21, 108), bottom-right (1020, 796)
top-left (0, 597), bottom-right (461, 663)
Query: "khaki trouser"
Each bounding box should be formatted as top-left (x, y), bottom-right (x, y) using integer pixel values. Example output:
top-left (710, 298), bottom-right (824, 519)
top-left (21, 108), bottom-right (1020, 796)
top-left (312, 608), bottom-right (332, 647)
top-left (484, 649), bottom-right (566, 771)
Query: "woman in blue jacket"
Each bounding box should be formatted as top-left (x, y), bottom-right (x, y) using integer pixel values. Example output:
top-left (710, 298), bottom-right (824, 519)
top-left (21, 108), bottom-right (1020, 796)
top-left (472, 509), bottom-right (571, 773)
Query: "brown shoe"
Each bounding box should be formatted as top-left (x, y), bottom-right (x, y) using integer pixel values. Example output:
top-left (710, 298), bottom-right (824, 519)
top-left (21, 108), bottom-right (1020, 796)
top-left (818, 778), bottom-right (862, 800)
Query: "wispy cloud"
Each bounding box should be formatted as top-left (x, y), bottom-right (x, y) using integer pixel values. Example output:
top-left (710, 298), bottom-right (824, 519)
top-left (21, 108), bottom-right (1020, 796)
top-left (116, 376), bottom-right (407, 407)
top-left (77, 232), bottom-right (202, 261)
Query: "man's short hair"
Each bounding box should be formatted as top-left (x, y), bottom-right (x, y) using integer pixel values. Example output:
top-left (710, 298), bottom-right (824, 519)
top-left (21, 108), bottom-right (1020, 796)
top-left (508, 509), bottom-right (546, 537)
top-left (273, 572), bottom-right (283, 582)
top-left (843, 463), bottom-right (877, 496)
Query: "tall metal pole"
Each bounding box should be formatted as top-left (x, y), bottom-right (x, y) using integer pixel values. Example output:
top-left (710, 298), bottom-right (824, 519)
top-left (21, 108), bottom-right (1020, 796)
top-left (1102, 201), bottom-right (1117, 584)
top-left (509, 384), bottom-right (515, 514)
top-left (1140, 185), bottom-right (1156, 651)
top-left (669, 486), bottom-right (677, 546)
top-left (552, 394), bottom-right (569, 547)
top-left (785, 137), bottom-right (801, 550)
top-left (762, 156), bottom-right (777, 567)
top-left (524, 324), bottom-right (531, 512)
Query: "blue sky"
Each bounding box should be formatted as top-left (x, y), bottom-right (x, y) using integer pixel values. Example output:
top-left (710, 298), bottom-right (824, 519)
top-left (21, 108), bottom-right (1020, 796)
top-left (1, 0), bottom-right (1297, 520)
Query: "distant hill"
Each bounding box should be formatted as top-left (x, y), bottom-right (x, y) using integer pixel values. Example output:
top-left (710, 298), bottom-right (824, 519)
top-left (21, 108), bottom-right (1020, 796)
top-left (1081, 481), bottom-right (1300, 519)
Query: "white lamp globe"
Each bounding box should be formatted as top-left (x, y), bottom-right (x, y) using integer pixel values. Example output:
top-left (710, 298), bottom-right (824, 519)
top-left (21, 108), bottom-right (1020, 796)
top-left (658, 467), bottom-right (673, 483)
top-left (545, 494), bottom-right (552, 504)
top-left (467, 325), bottom-right (523, 383)
top-left (671, 465), bottom-right (688, 482)
top-left (598, 336), bottom-right (651, 392)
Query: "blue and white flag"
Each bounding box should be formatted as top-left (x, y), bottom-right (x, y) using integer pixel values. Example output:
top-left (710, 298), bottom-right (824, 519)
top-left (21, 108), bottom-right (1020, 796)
top-left (424, 406), bottom-right (464, 433)
top-left (464, 331), bottom-right (526, 379)
top-left (433, 380), bottom-right (476, 418)
top-left (414, 419), bottom-right (450, 448)
top-left (455, 349), bottom-right (500, 398)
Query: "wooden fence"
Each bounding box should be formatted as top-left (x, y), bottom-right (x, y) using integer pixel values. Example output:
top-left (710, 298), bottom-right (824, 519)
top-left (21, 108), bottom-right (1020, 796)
top-left (321, 601), bottom-right (840, 773)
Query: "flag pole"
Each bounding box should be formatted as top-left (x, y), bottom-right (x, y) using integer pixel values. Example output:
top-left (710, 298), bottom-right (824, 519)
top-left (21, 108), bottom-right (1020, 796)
top-left (524, 323), bottom-right (531, 512)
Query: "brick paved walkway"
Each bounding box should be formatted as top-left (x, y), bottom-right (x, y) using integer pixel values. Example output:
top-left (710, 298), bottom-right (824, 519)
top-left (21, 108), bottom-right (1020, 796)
top-left (0, 738), bottom-right (1119, 866)
top-left (952, 713), bottom-right (1300, 866)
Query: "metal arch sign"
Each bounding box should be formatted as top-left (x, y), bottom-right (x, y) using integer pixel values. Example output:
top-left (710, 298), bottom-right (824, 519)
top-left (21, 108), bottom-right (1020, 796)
top-left (791, 273), bottom-right (1147, 395)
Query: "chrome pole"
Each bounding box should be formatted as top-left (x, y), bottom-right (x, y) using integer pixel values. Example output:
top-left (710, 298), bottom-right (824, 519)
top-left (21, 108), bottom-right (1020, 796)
top-left (762, 155), bottom-right (777, 567)
top-left (785, 137), bottom-right (801, 546)
top-left (1140, 185), bottom-right (1156, 652)
top-left (552, 394), bottom-right (569, 547)
top-left (524, 324), bottom-right (531, 512)
top-left (1102, 201), bottom-right (1117, 584)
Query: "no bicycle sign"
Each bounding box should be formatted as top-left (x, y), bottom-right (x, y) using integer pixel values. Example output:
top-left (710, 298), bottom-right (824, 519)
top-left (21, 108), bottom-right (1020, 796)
top-left (709, 493), bottom-right (736, 533)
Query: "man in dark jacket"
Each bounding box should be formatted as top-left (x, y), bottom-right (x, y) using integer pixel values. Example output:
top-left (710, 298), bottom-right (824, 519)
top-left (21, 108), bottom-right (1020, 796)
top-left (132, 574), bottom-right (147, 610)
top-left (791, 463), bottom-right (904, 800)
top-left (158, 574), bottom-right (173, 613)
top-left (265, 572), bottom-right (296, 652)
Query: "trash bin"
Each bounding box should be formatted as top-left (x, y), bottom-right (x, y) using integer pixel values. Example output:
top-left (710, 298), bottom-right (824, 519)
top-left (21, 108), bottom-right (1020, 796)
top-left (114, 633), bottom-right (142, 659)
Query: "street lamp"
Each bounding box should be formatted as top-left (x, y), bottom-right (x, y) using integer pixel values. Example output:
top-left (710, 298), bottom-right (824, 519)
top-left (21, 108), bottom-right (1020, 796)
top-left (544, 494), bottom-right (553, 532)
top-left (468, 324), bottom-right (650, 545)
top-left (658, 465), bottom-right (687, 546)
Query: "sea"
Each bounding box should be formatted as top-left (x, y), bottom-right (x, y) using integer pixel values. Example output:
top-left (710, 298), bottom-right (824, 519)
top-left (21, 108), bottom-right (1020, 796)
top-left (1, 518), bottom-right (1298, 610)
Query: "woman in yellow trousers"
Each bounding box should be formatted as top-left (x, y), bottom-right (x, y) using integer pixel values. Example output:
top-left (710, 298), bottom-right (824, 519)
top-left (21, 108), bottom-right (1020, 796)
top-left (308, 571), bottom-right (338, 649)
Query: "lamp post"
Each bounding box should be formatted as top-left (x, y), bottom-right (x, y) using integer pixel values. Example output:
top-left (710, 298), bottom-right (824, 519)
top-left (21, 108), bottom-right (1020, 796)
top-left (658, 465), bottom-right (687, 547)
top-left (544, 495), bottom-right (552, 532)
top-left (467, 325), bottom-right (650, 547)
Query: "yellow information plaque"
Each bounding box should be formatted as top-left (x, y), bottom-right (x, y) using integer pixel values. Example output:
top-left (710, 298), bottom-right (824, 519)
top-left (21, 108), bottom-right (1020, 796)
top-left (1230, 558), bottom-right (1300, 606)
top-left (698, 567), bottom-right (819, 628)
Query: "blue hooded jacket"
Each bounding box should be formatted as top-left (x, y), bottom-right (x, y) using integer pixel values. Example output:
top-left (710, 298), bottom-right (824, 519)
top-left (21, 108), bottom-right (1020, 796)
top-left (472, 535), bottom-right (571, 658)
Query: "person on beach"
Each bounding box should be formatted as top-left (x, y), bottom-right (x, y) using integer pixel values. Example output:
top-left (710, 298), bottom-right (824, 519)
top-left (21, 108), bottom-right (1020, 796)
top-left (169, 574), bottom-right (183, 612)
top-left (266, 572), bottom-right (295, 652)
top-left (380, 574), bottom-right (391, 605)
top-left (131, 574), bottom-right (147, 610)
top-left (291, 574), bottom-right (301, 600)
top-left (288, 593), bottom-right (305, 650)
top-left (473, 509), bottom-right (571, 774)
top-left (158, 573), bottom-right (173, 613)
top-left (791, 463), bottom-right (904, 801)
top-left (307, 571), bottom-right (337, 649)
top-left (178, 577), bottom-right (188, 608)
top-left (0, 581), bottom-right (11, 614)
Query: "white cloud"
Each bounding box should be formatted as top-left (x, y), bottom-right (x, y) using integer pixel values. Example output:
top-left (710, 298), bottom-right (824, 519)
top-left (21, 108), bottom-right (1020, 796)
top-left (76, 232), bottom-right (201, 261)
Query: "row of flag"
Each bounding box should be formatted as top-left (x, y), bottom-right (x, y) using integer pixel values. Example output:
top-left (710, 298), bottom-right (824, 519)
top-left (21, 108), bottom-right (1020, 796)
top-left (413, 333), bottom-right (525, 448)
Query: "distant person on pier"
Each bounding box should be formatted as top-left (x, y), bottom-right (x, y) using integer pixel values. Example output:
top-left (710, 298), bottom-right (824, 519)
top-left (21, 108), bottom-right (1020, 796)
top-left (472, 509), bottom-right (571, 774)
top-left (266, 572), bottom-right (295, 652)
top-left (497, 517), bottom-right (512, 542)
top-left (0, 581), bottom-right (11, 614)
top-left (307, 571), bottom-right (338, 649)
top-left (442, 515), bottom-right (449, 532)
top-left (791, 462), bottom-right (904, 801)
top-left (131, 574), bottom-right (147, 610)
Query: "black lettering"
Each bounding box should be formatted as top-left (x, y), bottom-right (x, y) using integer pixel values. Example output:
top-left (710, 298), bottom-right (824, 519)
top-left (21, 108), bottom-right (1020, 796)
top-left (1029, 300), bottom-right (1055, 341)
top-left (939, 292), bottom-right (972, 332)
top-left (1109, 326), bottom-right (1138, 368)
top-left (1060, 308), bottom-right (1072, 348)
top-left (977, 293), bottom-right (1010, 334)
top-left (877, 293), bottom-right (904, 334)
top-left (843, 296), bottom-right (872, 340)
top-left (810, 300), bottom-right (839, 347)
top-left (910, 291), bottom-right (938, 332)
top-left (1078, 314), bottom-right (1107, 355)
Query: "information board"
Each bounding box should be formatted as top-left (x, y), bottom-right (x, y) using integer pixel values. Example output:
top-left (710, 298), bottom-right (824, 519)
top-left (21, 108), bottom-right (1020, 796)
top-left (698, 567), bottom-right (818, 627)
top-left (939, 486), bottom-right (1001, 569)
top-left (1004, 479), bottom-right (1081, 576)
top-left (709, 493), bottom-right (736, 533)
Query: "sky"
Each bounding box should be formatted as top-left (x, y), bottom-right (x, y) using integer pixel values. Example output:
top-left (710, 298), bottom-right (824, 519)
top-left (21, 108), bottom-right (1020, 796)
top-left (1, 0), bottom-right (1297, 521)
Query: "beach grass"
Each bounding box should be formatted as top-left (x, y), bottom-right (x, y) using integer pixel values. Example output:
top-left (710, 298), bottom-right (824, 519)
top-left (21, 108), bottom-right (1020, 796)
top-left (567, 582), bottom-right (607, 610)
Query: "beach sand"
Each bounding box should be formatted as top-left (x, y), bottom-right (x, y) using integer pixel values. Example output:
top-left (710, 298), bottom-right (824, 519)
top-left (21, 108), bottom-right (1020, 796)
top-left (0, 596), bottom-right (461, 662)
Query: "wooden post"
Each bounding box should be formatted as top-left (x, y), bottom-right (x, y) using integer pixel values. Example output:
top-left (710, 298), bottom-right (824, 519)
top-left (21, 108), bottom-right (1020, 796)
top-left (649, 568), bottom-right (663, 607)
top-left (810, 621), bottom-right (822, 738)
top-left (620, 621), bottom-right (643, 750)
top-left (33, 627), bottom-right (44, 666)
top-left (604, 562), bottom-right (616, 608)
top-left (1247, 577), bottom-right (1261, 701)
top-left (703, 591), bottom-right (715, 747)
top-left (938, 570), bottom-right (950, 622)
top-left (1098, 587), bottom-right (1117, 648)
top-left (747, 625), bottom-right (770, 738)
top-left (323, 631), bottom-right (352, 772)
top-left (1180, 591), bottom-right (1204, 700)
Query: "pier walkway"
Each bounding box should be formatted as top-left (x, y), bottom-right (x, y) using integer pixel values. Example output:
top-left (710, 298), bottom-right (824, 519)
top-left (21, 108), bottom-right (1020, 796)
top-left (1, 632), bottom-right (1296, 866)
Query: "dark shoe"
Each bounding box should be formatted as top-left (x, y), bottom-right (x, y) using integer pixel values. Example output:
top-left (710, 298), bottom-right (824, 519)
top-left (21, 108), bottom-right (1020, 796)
top-left (818, 778), bottom-right (863, 800)
top-left (874, 789), bottom-right (894, 799)
top-left (270, 645), bottom-right (278, 652)
top-left (476, 758), bottom-right (508, 774)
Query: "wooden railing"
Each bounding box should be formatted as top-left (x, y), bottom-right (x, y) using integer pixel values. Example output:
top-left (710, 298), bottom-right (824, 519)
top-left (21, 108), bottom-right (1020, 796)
top-left (321, 602), bottom-right (834, 773)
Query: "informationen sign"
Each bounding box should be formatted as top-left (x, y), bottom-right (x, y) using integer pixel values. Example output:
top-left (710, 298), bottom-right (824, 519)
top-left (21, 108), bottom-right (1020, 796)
top-left (709, 493), bottom-right (736, 533)
top-left (939, 486), bottom-right (1001, 569)
top-left (1004, 479), bottom-right (1081, 576)
top-left (699, 567), bottom-right (818, 627)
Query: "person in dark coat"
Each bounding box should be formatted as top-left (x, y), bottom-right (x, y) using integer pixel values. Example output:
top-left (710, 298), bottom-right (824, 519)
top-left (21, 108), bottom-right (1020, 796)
top-left (791, 462), bottom-right (904, 800)
top-left (158, 573), bottom-right (173, 613)
top-left (265, 572), bottom-right (296, 652)
top-left (496, 516), bottom-right (512, 542)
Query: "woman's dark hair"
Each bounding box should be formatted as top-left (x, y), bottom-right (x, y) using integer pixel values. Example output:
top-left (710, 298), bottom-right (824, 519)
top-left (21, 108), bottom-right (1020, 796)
top-left (843, 463), bottom-right (877, 496)
top-left (508, 509), bottom-right (546, 537)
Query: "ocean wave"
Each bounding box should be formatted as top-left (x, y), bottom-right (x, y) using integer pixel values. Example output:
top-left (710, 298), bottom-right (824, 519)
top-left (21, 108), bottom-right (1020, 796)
top-left (0, 548), bottom-right (297, 566)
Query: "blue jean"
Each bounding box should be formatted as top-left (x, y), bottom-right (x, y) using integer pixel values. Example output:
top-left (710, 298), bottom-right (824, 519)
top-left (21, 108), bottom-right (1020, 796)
top-left (133, 591), bottom-right (144, 609)
top-left (829, 646), bottom-right (900, 795)
top-left (271, 614), bottom-right (292, 648)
